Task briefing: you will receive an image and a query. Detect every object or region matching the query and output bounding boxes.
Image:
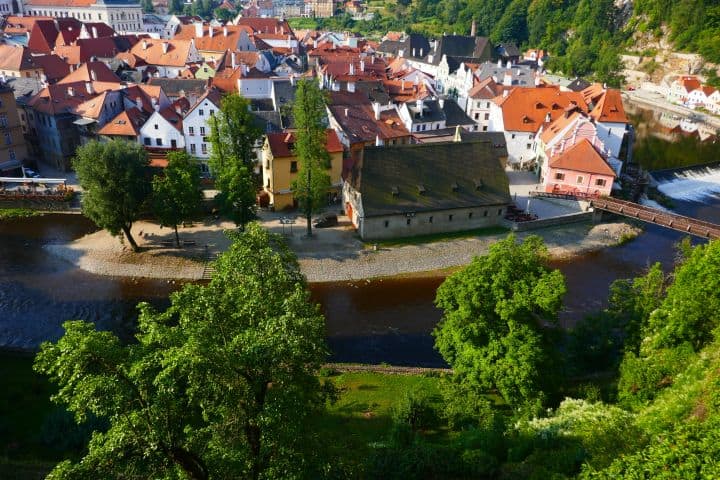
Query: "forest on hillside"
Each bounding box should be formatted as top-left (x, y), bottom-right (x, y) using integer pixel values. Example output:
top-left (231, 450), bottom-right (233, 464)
top-left (292, 0), bottom-right (720, 85)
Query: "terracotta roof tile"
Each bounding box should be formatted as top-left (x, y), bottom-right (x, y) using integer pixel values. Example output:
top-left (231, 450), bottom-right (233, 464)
top-left (57, 61), bottom-right (120, 84)
top-left (498, 86), bottom-right (588, 133)
top-left (267, 129), bottom-right (343, 157)
top-left (98, 107), bottom-right (147, 136)
top-left (549, 139), bottom-right (615, 177)
top-left (130, 39), bottom-right (195, 67)
top-left (589, 89), bottom-right (628, 124)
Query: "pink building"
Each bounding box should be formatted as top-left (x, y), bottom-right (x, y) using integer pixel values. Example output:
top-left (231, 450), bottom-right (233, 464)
top-left (543, 139), bottom-right (615, 197)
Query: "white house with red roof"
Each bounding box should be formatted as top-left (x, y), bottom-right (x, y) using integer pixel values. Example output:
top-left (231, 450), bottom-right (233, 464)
top-left (139, 106), bottom-right (185, 150)
top-left (24, 0), bottom-right (143, 33)
top-left (182, 88), bottom-right (222, 173)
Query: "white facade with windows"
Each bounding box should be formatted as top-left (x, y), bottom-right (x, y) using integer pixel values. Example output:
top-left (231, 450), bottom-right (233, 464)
top-left (183, 94), bottom-right (220, 174)
top-left (24, 0), bottom-right (142, 33)
top-left (139, 110), bottom-right (184, 150)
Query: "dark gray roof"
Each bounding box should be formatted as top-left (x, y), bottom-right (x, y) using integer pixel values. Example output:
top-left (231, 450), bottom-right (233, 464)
top-left (408, 99), bottom-right (445, 124)
top-left (378, 34), bottom-right (431, 60)
top-left (567, 78), bottom-right (592, 92)
top-left (496, 43), bottom-right (520, 58)
top-left (272, 79), bottom-right (296, 110)
top-left (432, 35), bottom-right (492, 64)
top-left (441, 98), bottom-right (474, 127)
top-left (350, 140), bottom-right (511, 217)
top-left (414, 129), bottom-right (506, 145)
top-left (4, 77), bottom-right (44, 104)
top-left (476, 61), bottom-right (536, 86)
top-left (251, 110), bottom-right (283, 133)
top-left (147, 78), bottom-right (208, 97)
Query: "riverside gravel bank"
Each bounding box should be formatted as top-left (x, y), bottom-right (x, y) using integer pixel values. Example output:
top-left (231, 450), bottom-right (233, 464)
top-left (43, 217), bottom-right (642, 282)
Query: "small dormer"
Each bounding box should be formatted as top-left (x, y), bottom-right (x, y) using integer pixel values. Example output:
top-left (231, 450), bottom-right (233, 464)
top-left (451, 182), bottom-right (459, 192)
top-left (473, 179), bottom-right (483, 190)
top-left (391, 186), bottom-right (399, 197)
top-left (417, 184), bottom-right (426, 195)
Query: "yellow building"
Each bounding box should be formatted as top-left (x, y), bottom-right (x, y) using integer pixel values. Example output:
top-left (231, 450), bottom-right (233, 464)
top-left (262, 130), bottom-right (344, 210)
top-left (0, 81), bottom-right (29, 171)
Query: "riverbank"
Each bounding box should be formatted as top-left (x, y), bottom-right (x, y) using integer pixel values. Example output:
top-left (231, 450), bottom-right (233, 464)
top-left (43, 216), bottom-right (642, 282)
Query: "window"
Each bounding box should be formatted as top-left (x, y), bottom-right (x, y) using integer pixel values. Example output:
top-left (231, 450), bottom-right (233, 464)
top-left (468, 212), bottom-right (473, 219)
top-left (484, 113), bottom-right (489, 120)
top-left (429, 216), bottom-right (433, 223)
top-left (406, 218), bottom-right (411, 225)
top-left (199, 109), bottom-right (204, 116)
top-left (486, 102), bottom-right (490, 108)
top-left (188, 126), bottom-right (194, 135)
top-left (209, 109), bottom-right (214, 116)
top-left (290, 161), bottom-right (298, 173)
top-left (448, 214), bottom-right (453, 221)
top-left (608, 128), bottom-right (612, 136)
top-left (199, 126), bottom-right (205, 135)
top-left (171, 139), bottom-right (177, 148)
top-left (156, 138), bottom-right (162, 146)
top-left (4, 132), bottom-right (11, 145)
top-left (384, 220), bottom-right (389, 228)
top-left (595, 178), bottom-right (607, 187)
top-left (8, 149), bottom-right (15, 160)
top-left (144, 137), bottom-right (151, 145)
top-left (154, 124), bottom-right (158, 129)
top-left (474, 113), bottom-right (480, 120)
top-left (526, 144), bottom-right (531, 149)
top-left (482, 126), bottom-right (488, 131)
top-left (511, 133), bottom-right (515, 139)
top-left (201, 144), bottom-right (207, 154)
top-left (422, 124), bottom-right (426, 131)
top-left (483, 210), bottom-right (488, 217)
top-left (190, 143), bottom-right (196, 153)
top-left (576, 176), bottom-right (584, 184)
top-left (0, 114), bottom-right (7, 127)
top-left (554, 172), bottom-right (565, 181)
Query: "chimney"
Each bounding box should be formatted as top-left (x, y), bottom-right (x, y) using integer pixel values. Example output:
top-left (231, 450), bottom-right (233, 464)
top-left (545, 112), bottom-right (551, 123)
top-left (313, 39), bottom-right (318, 49)
top-left (142, 40), bottom-right (148, 50)
top-left (412, 47), bottom-right (416, 57)
top-left (375, 135), bottom-right (382, 146)
top-left (439, 97), bottom-right (445, 109)
top-left (240, 62), bottom-right (245, 77)
top-left (136, 96), bottom-right (143, 110)
top-left (67, 86), bottom-right (74, 97)
top-left (348, 81), bottom-right (355, 92)
top-left (470, 18), bottom-right (477, 37)
top-left (506, 60), bottom-right (512, 69)
top-left (453, 125), bottom-right (461, 142)
top-left (497, 58), bottom-right (502, 68)
top-left (417, 98), bottom-right (424, 117)
top-left (344, 107), bottom-right (349, 117)
top-left (209, 26), bottom-right (214, 38)
top-left (85, 81), bottom-right (93, 94)
top-left (401, 79), bottom-right (405, 91)
top-left (503, 89), bottom-right (509, 98)
top-left (223, 26), bottom-right (228, 37)
top-left (534, 74), bottom-right (541, 87)
top-left (195, 22), bottom-right (203, 38)
top-left (175, 104), bottom-right (182, 114)
top-left (92, 26), bottom-right (97, 38)
top-left (360, 60), bottom-right (365, 72)
top-left (349, 62), bottom-right (354, 75)
top-left (162, 42), bottom-right (169, 54)
top-left (290, 75), bottom-right (296, 86)
top-left (503, 71), bottom-right (512, 86)
top-left (231, 52), bottom-right (237, 69)
top-left (372, 102), bottom-right (380, 120)
top-left (151, 96), bottom-right (157, 109)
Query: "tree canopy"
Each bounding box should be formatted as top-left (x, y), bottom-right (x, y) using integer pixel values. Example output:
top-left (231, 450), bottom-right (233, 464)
top-left (72, 139), bottom-right (151, 252)
top-left (290, 79), bottom-right (332, 236)
top-left (152, 150), bottom-right (203, 247)
top-left (433, 234), bottom-right (566, 407)
top-left (34, 223), bottom-right (329, 480)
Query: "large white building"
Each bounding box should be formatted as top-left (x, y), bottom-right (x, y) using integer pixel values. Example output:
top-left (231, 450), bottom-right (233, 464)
top-left (24, 0), bottom-right (142, 33)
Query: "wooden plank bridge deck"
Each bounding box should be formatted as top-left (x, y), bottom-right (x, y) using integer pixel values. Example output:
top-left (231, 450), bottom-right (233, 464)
top-left (529, 191), bottom-right (720, 240)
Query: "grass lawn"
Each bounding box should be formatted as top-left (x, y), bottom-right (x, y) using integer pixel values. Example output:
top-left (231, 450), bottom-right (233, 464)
top-left (0, 352), bottom-right (62, 479)
top-left (0, 209), bottom-right (41, 220)
top-left (367, 225), bottom-right (510, 248)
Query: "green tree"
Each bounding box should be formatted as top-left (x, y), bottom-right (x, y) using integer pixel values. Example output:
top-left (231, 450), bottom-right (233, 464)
top-left (208, 93), bottom-right (262, 228)
top-left (169, 0), bottom-right (183, 13)
top-left (152, 150), bottom-right (203, 247)
top-left (290, 79), bottom-right (331, 237)
top-left (433, 234), bottom-right (566, 407)
top-left (73, 139), bottom-right (150, 252)
top-left (141, 0), bottom-right (154, 13)
top-left (214, 6), bottom-right (234, 21)
top-left (34, 223), bottom-right (329, 480)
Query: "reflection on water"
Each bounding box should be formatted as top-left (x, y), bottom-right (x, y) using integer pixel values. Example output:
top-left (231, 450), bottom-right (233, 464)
top-left (0, 191), bottom-right (718, 365)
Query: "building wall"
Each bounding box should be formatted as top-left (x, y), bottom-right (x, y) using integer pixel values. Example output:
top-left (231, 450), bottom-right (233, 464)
top-left (357, 205), bottom-right (507, 240)
top-left (595, 121), bottom-right (626, 162)
top-left (237, 78), bottom-right (272, 99)
top-left (140, 111), bottom-right (185, 149)
top-left (29, 112), bottom-right (79, 171)
top-left (503, 130), bottom-right (535, 166)
top-left (543, 166), bottom-right (613, 197)
top-left (262, 142), bottom-right (343, 210)
top-left (25, 3), bottom-right (143, 32)
top-left (0, 88), bottom-right (28, 166)
top-left (0, 67), bottom-right (44, 80)
top-left (466, 98), bottom-right (492, 131)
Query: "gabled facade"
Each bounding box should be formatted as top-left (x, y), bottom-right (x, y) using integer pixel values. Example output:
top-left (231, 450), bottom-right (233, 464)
top-left (139, 107), bottom-right (184, 150)
top-left (182, 88), bottom-right (222, 173)
top-left (24, 0), bottom-right (143, 33)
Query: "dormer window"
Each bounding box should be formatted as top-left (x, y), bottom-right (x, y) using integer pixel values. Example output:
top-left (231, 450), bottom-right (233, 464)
top-left (417, 184), bottom-right (426, 195)
top-left (474, 179), bottom-right (484, 190)
top-left (391, 186), bottom-right (399, 197)
top-left (451, 182), bottom-right (459, 192)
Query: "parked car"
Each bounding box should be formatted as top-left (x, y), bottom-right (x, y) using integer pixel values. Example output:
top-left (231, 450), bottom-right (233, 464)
top-left (313, 213), bottom-right (338, 228)
top-left (23, 168), bottom-right (40, 178)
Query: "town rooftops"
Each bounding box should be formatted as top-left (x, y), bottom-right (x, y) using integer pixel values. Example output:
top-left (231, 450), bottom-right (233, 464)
top-left (98, 107), bottom-right (147, 136)
top-left (349, 140), bottom-right (511, 217)
top-left (496, 86), bottom-right (588, 133)
top-left (57, 61), bottom-right (121, 84)
top-left (148, 77), bottom-right (207, 98)
top-left (266, 130), bottom-right (343, 158)
top-left (329, 103), bottom-right (410, 144)
top-left (588, 89), bottom-right (628, 124)
top-left (679, 75), bottom-right (702, 93)
top-left (548, 138), bottom-right (616, 177)
top-left (130, 39), bottom-right (194, 67)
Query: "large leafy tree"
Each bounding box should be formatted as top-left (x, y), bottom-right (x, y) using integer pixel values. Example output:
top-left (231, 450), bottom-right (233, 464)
top-left (433, 234), bottom-right (566, 407)
top-left (34, 223), bottom-right (329, 480)
top-left (290, 79), bottom-right (331, 236)
top-left (73, 139), bottom-right (151, 252)
top-left (209, 93), bottom-right (262, 229)
top-left (152, 150), bottom-right (203, 247)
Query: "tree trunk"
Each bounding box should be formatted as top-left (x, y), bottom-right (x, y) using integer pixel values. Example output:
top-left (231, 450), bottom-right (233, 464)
top-left (174, 224), bottom-right (180, 248)
top-left (170, 448), bottom-right (209, 480)
top-left (121, 224), bottom-right (139, 252)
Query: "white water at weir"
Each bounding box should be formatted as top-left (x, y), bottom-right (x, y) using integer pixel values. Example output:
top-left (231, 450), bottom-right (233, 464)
top-left (656, 164), bottom-right (720, 201)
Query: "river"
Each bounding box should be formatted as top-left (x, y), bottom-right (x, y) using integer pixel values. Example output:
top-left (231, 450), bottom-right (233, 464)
top-left (1, 187), bottom-right (719, 367)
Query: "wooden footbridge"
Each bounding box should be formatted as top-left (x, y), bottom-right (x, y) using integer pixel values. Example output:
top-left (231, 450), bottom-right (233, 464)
top-left (529, 191), bottom-right (720, 240)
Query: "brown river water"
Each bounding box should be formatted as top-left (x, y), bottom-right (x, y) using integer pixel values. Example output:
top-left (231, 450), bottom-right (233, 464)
top-left (0, 190), bottom-right (718, 367)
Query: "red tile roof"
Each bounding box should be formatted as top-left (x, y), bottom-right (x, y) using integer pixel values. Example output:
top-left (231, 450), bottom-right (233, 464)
top-left (57, 61), bottom-right (120, 84)
top-left (329, 103), bottom-right (410, 144)
top-left (173, 24), bottom-right (250, 53)
top-left (235, 18), bottom-right (294, 37)
top-left (98, 107), bottom-right (147, 137)
top-left (497, 86), bottom-right (588, 133)
top-left (549, 139), bottom-right (615, 177)
top-left (588, 89), bottom-right (628, 124)
top-left (129, 39), bottom-right (196, 67)
top-left (2, 16), bottom-right (52, 35)
top-left (679, 75), bottom-right (702, 93)
top-left (266, 129), bottom-right (343, 157)
top-left (26, 0), bottom-right (95, 6)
